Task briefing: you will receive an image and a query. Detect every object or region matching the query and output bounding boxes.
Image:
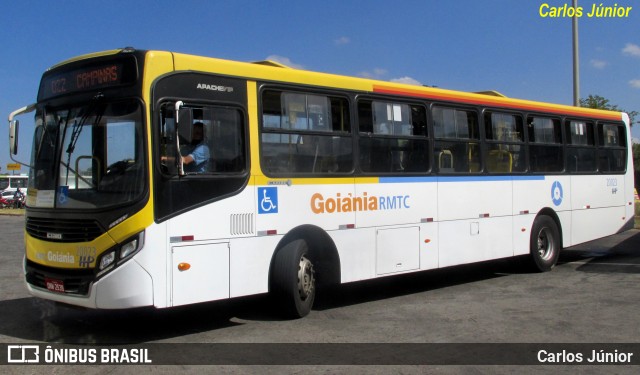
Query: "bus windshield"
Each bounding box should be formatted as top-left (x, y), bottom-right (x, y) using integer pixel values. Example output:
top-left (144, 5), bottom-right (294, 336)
top-left (29, 99), bottom-right (146, 209)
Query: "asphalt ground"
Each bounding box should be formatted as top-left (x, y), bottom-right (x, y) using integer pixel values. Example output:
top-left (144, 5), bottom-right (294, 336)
top-left (0, 214), bottom-right (639, 374)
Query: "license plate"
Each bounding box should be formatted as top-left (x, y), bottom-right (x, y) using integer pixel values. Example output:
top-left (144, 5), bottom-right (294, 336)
top-left (45, 278), bottom-right (65, 293)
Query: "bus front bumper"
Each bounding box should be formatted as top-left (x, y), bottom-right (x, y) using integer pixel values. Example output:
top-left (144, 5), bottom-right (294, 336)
top-left (25, 257), bottom-right (154, 309)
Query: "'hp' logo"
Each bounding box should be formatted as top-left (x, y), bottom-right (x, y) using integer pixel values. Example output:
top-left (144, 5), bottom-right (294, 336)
top-left (7, 345), bottom-right (40, 363)
top-left (79, 256), bottom-right (95, 268)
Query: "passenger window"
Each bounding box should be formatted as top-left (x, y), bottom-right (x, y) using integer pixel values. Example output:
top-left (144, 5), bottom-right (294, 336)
top-left (598, 123), bottom-right (626, 172)
top-left (358, 100), bottom-right (428, 173)
top-left (527, 116), bottom-right (563, 173)
top-left (432, 106), bottom-right (480, 173)
top-left (566, 120), bottom-right (596, 172)
top-left (260, 90), bottom-right (352, 175)
top-left (484, 112), bottom-right (525, 173)
top-left (600, 123), bottom-right (624, 147)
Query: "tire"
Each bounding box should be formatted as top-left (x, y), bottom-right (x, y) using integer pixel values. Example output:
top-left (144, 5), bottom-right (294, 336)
top-left (529, 215), bottom-right (561, 272)
top-left (271, 239), bottom-right (316, 319)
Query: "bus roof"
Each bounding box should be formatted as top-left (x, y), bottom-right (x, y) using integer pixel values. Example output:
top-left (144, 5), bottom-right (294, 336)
top-left (46, 48), bottom-right (625, 123)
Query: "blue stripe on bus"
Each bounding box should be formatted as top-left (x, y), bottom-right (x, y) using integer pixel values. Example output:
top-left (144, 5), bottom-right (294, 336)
top-left (379, 175), bottom-right (546, 184)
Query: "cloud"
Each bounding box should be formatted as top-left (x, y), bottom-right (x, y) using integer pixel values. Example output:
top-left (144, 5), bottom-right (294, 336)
top-left (390, 76), bottom-right (423, 86)
top-left (334, 36), bottom-right (350, 46)
top-left (359, 68), bottom-right (388, 79)
top-left (359, 69), bottom-right (422, 85)
top-left (622, 43), bottom-right (640, 58)
top-left (265, 55), bottom-right (305, 69)
top-left (590, 59), bottom-right (607, 69)
top-left (629, 79), bottom-right (640, 89)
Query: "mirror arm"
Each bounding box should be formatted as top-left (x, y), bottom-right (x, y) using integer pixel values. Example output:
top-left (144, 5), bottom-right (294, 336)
top-left (8, 103), bottom-right (36, 122)
top-left (174, 101), bottom-right (184, 176)
top-left (174, 101), bottom-right (183, 124)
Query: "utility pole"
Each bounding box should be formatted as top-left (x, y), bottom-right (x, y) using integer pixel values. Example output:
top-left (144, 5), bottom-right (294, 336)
top-left (572, 0), bottom-right (580, 106)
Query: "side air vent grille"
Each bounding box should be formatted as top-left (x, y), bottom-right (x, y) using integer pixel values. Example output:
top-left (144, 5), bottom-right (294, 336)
top-left (230, 213), bottom-right (254, 236)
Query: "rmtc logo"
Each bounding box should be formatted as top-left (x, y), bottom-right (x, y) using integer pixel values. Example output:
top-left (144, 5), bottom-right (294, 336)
top-left (551, 181), bottom-right (563, 206)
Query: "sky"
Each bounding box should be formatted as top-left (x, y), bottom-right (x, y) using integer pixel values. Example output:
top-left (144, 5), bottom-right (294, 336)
top-left (1, 0), bottom-right (639, 175)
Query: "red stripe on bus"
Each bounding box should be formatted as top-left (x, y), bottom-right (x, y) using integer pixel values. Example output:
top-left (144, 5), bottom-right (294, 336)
top-left (372, 85), bottom-right (622, 121)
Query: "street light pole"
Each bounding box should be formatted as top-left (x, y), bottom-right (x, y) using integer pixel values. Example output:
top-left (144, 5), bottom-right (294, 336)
top-left (572, 0), bottom-right (580, 106)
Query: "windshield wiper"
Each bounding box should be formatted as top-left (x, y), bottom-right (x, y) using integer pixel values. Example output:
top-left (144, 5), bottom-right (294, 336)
top-left (63, 94), bottom-right (104, 184)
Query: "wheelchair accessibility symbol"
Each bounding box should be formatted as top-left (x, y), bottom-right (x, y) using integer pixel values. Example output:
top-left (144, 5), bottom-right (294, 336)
top-left (258, 187), bottom-right (278, 214)
top-left (58, 186), bottom-right (69, 206)
top-left (551, 181), bottom-right (563, 206)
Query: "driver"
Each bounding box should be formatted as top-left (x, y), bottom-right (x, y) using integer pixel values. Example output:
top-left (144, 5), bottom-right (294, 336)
top-left (181, 122), bottom-right (210, 173)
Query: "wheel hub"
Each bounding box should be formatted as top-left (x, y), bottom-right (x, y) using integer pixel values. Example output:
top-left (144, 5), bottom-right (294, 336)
top-left (297, 256), bottom-right (315, 300)
top-left (537, 227), bottom-right (554, 260)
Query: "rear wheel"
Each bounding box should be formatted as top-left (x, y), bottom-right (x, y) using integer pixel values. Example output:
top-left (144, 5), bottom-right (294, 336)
top-left (271, 239), bottom-right (316, 318)
top-left (529, 215), bottom-right (560, 272)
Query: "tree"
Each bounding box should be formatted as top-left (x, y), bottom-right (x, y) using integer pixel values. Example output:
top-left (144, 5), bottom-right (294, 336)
top-left (579, 94), bottom-right (638, 125)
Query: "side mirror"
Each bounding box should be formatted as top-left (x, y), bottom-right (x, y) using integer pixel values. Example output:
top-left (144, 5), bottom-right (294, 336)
top-left (7, 103), bottom-right (35, 167)
top-left (9, 120), bottom-right (19, 155)
top-left (177, 112), bottom-right (193, 144)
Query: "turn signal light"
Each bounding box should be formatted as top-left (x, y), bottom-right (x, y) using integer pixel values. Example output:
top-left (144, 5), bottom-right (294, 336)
top-left (178, 263), bottom-right (191, 271)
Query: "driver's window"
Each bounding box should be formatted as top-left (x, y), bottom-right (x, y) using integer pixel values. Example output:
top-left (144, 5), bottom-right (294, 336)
top-left (160, 103), bottom-right (246, 175)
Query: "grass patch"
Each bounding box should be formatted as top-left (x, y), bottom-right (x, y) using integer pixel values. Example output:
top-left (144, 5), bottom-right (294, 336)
top-left (0, 208), bottom-right (25, 216)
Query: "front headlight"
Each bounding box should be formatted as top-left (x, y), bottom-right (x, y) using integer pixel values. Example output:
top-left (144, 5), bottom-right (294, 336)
top-left (120, 238), bottom-right (138, 259)
top-left (96, 250), bottom-right (116, 277)
top-left (95, 231), bottom-right (145, 279)
top-left (118, 231), bottom-right (145, 264)
top-left (100, 251), bottom-right (116, 270)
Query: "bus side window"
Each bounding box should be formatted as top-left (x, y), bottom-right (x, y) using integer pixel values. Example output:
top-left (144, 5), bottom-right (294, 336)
top-left (528, 116), bottom-right (563, 173)
top-left (432, 106), bottom-right (480, 173)
top-left (484, 111), bottom-right (525, 173)
top-left (566, 120), bottom-right (596, 172)
top-left (359, 100), bottom-right (428, 173)
top-left (260, 90), bottom-right (353, 175)
top-left (598, 123), bottom-right (626, 172)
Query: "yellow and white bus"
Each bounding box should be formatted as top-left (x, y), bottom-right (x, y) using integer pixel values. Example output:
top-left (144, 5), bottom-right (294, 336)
top-left (8, 48), bottom-right (634, 318)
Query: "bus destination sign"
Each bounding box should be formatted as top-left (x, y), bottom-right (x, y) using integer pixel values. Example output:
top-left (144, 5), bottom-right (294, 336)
top-left (39, 58), bottom-right (137, 101)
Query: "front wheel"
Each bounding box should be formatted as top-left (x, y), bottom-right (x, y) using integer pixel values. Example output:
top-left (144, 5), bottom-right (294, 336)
top-left (270, 239), bottom-right (316, 319)
top-left (529, 215), bottom-right (561, 272)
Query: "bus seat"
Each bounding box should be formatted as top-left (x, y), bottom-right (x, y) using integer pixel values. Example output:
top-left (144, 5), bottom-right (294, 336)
top-left (439, 150), bottom-right (454, 172)
top-left (487, 149), bottom-right (512, 172)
